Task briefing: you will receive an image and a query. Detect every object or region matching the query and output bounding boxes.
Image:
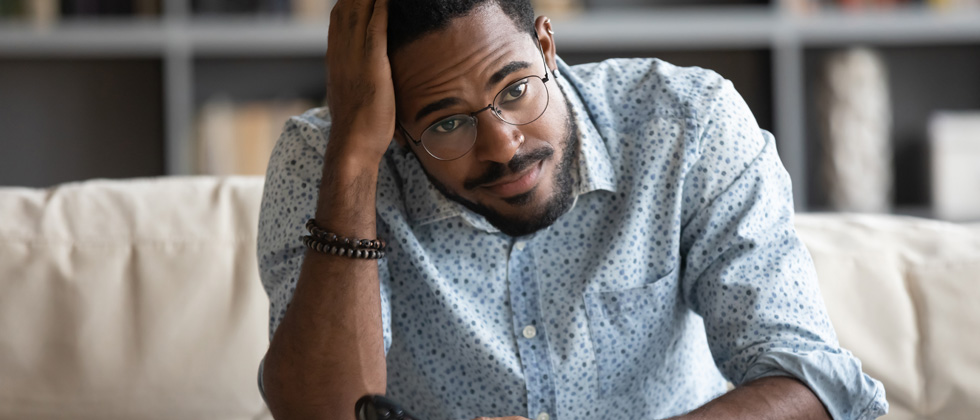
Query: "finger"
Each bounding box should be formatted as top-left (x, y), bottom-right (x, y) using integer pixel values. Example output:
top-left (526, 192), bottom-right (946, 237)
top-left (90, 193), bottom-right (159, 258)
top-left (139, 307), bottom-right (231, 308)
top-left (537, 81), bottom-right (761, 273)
top-left (329, 0), bottom-right (351, 36)
top-left (365, 0), bottom-right (389, 57)
top-left (349, 0), bottom-right (374, 43)
top-left (328, 0), bottom-right (369, 47)
top-left (328, 0), bottom-right (349, 51)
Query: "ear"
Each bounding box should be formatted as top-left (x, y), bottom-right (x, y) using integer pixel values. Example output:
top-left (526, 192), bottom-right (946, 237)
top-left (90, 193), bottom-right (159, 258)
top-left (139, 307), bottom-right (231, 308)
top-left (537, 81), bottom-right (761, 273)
top-left (390, 102), bottom-right (409, 148)
top-left (393, 123), bottom-right (408, 148)
top-left (534, 16), bottom-right (557, 73)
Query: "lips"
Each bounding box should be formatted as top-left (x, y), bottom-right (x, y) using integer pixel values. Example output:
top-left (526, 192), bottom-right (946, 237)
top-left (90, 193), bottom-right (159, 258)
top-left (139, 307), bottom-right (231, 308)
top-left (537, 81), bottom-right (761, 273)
top-left (482, 160), bottom-right (544, 198)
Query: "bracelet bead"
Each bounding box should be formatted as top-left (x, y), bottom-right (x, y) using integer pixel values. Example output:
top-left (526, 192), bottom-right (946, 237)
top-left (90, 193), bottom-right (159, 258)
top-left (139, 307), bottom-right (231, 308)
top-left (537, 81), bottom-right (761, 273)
top-left (299, 235), bottom-right (385, 260)
top-left (305, 219), bottom-right (387, 251)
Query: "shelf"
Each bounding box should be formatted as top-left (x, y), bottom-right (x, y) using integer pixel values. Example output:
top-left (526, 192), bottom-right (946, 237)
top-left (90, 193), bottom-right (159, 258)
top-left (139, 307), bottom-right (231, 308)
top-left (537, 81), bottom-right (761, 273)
top-left (0, 19), bottom-right (166, 56)
top-left (550, 7), bottom-right (776, 49)
top-left (0, 18), bottom-right (330, 56)
top-left (790, 8), bottom-right (980, 46)
top-left (185, 19), bottom-right (329, 56)
top-left (3, 7), bottom-right (980, 56)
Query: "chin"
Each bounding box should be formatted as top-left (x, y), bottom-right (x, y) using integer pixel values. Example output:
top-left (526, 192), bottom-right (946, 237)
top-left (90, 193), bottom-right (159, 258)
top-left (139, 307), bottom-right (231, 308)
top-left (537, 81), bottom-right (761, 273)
top-left (489, 188), bottom-right (574, 237)
top-left (500, 184), bottom-right (542, 207)
top-left (476, 173), bottom-right (576, 237)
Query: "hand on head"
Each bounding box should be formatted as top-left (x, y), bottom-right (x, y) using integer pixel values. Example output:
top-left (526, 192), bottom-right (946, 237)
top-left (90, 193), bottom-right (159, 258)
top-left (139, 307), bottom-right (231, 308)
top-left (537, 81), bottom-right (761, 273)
top-left (325, 0), bottom-right (397, 166)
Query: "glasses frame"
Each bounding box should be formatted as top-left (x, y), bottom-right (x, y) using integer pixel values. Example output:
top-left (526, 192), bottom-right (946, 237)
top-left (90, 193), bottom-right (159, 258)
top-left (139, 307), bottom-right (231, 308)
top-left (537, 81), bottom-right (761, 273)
top-left (397, 35), bottom-right (553, 161)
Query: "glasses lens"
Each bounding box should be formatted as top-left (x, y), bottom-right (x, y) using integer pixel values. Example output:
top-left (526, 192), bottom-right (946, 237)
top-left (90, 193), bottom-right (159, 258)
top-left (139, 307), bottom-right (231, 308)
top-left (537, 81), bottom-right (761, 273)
top-left (493, 76), bottom-right (549, 126)
top-left (420, 115), bottom-right (478, 160)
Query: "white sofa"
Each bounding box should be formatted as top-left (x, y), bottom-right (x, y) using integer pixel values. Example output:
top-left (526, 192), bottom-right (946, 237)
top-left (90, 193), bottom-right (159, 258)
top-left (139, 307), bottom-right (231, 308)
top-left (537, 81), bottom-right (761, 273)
top-left (0, 176), bottom-right (977, 420)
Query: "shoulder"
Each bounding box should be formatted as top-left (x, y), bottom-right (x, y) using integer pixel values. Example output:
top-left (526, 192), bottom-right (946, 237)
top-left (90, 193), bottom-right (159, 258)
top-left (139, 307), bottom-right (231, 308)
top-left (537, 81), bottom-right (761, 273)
top-left (258, 107), bottom-right (331, 261)
top-left (564, 57), bottom-right (729, 120)
top-left (274, 106), bottom-right (332, 157)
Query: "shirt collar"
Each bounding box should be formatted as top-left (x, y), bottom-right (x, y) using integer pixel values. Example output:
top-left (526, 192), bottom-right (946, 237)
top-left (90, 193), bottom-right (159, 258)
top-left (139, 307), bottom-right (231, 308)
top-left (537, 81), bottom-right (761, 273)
top-left (556, 57), bottom-right (617, 197)
top-left (389, 56), bottom-right (617, 231)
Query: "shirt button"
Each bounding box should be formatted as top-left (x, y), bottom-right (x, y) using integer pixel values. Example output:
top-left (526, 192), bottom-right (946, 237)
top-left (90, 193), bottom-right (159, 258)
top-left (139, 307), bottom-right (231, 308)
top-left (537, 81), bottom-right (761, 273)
top-left (514, 241), bottom-right (527, 251)
top-left (537, 412), bottom-right (550, 420)
top-left (522, 325), bottom-right (537, 339)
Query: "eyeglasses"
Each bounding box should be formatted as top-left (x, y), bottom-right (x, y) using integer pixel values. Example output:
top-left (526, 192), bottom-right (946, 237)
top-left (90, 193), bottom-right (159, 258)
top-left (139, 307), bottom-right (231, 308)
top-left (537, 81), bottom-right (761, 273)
top-left (397, 39), bottom-right (552, 161)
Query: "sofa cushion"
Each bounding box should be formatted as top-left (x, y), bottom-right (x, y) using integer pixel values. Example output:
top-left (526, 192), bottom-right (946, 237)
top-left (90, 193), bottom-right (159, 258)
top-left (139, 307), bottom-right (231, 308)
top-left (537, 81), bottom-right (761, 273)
top-left (0, 177), bottom-right (271, 420)
top-left (796, 213), bottom-right (980, 420)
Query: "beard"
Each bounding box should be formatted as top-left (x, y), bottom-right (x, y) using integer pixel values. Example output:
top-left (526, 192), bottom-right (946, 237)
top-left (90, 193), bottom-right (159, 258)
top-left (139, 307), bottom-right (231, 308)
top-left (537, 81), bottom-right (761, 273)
top-left (422, 99), bottom-right (580, 237)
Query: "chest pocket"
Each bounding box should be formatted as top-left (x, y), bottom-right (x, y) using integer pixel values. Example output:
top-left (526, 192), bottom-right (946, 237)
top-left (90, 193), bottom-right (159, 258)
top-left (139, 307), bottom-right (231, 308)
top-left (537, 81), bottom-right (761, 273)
top-left (583, 271), bottom-right (682, 398)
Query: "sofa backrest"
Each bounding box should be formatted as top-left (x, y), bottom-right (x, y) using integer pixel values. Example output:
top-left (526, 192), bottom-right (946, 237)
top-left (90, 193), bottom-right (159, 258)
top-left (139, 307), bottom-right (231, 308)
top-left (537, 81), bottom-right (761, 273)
top-left (1, 177), bottom-right (978, 419)
top-left (796, 214), bottom-right (980, 420)
top-left (0, 177), bottom-right (272, 420)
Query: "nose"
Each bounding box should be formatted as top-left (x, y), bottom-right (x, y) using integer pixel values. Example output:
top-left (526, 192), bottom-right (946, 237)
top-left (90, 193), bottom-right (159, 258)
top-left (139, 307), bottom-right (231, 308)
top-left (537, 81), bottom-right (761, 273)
top-left (471, 115), bottom-right (523, 164)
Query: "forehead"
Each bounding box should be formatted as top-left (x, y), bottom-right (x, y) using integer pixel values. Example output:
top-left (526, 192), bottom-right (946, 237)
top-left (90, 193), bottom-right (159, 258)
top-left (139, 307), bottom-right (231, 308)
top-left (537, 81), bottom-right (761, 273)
top-left (389, 4), bottom-right (536, 109)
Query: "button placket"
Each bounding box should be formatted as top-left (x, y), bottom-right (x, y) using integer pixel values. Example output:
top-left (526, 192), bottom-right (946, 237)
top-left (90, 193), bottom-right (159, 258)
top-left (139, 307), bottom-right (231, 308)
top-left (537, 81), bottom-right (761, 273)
top-left (507, 241), bottom-right (557, 420)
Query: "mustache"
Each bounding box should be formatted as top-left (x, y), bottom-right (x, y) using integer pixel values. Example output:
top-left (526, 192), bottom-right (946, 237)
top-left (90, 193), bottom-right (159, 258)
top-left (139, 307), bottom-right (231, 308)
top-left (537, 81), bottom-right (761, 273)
top-left (464, 146), bottom-right (554, 190)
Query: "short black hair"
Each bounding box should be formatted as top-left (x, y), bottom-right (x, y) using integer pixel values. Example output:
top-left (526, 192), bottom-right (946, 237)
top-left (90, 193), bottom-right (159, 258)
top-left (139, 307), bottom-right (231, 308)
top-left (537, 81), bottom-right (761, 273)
top-left (387, 0), bottom-right (536, 55)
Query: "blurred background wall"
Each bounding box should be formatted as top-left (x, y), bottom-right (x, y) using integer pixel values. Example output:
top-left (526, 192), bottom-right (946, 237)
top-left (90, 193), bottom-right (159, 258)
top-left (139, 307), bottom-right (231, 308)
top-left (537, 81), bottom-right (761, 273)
top-left (0, 0), bottom-right (978, 221)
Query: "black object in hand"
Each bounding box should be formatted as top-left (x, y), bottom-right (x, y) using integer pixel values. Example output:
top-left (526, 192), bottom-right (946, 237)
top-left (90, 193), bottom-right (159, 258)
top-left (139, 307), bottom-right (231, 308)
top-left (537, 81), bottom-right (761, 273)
top-left (355, 395), bottom-right (425, 420)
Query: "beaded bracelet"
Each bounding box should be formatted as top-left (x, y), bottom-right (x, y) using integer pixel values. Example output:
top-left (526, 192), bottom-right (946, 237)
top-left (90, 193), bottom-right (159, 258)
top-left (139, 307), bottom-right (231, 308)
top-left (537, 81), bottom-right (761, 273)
top-left (305, 219), bottom-right (387, 251)
top-left (301, 235), bottom-right (386, 260)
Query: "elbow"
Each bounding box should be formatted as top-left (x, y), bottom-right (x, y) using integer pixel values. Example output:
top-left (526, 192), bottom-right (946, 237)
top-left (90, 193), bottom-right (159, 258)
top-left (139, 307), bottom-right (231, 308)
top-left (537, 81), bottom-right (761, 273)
top-left (260, 348), bottom-right (387, 420)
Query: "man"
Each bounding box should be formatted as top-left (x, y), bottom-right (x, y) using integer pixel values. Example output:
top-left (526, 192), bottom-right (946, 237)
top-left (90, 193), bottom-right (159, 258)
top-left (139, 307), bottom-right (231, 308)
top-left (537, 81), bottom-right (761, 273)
top-left (257, 0), bottom-right (888, 418)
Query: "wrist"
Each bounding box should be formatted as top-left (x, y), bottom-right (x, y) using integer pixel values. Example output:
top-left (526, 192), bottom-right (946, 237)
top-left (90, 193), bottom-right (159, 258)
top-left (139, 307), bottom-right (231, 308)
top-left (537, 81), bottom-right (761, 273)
top-left (326, 130), bottom-right (391, 168)
top-left (314, 144), bottom-right (381, 235)
top-left (327, 155), bottom-right (381, 185)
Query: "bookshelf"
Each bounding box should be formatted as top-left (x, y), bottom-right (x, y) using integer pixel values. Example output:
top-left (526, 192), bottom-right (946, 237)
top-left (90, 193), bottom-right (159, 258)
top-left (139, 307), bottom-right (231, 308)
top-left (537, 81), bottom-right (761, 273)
top-left (1, 1), bottom-right (979, 216)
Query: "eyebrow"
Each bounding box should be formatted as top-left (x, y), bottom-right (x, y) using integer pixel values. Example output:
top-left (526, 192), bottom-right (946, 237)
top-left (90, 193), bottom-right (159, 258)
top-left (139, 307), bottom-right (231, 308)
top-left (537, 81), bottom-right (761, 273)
top-left (412, 60), bottom-right (534, 124)
top-left (414, 97), bottom-right (462, 124)
top-left (486, 61), bottom-right (532, 91)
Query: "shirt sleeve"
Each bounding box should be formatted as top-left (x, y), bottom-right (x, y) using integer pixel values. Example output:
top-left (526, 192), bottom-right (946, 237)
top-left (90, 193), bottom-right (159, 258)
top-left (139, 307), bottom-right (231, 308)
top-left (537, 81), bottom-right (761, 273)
top-left (676, 76), bottom-right (888, 420)
top-left (255, 108), bottom-right (394, 398)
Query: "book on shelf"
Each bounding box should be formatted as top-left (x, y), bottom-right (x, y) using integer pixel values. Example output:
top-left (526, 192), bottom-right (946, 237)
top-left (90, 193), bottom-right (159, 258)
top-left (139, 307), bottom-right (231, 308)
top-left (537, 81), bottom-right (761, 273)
top-left (293, 0), bottom-right (331, 21)
top-left (0, 0), bottom-right (159, 21)
top-left (192, 0), bottom-right (333, 18)
top-left (193, 0), bottom-right (267, 15)
top-left (0, 0), bottom-right (26, 17)
top-left (584, 0), bottom-right (768, 8)
top-left (782, 0), bottom-right (980, 12)
top-left (60, 0), bottom-right (160, 16)
top-left (0, 0), bottom-right (58, 24)
top-left (196, 98), bottom-right (314, 176)
top-left (2, 0), bottom-right (332, 21)
top-left (531, 0), bottom-right (583, 15)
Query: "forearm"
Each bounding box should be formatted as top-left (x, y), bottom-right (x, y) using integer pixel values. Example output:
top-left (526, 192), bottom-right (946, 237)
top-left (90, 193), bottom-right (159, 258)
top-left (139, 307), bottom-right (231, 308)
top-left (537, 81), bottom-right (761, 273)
top-left (262, 144), bottom-right (387, 420)
top-left (670, 376), bottom-right (831, 420)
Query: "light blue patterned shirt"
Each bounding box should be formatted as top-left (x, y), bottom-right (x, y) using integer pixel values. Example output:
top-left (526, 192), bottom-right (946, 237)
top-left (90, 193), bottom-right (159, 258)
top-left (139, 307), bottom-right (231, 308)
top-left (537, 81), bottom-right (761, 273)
top-left (258, 57), bottom-right (887, 420)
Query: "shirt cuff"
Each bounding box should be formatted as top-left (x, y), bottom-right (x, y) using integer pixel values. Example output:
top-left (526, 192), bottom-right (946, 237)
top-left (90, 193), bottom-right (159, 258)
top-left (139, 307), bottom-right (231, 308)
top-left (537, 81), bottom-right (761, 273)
top-left (741, 349), bottom-right (889, 420)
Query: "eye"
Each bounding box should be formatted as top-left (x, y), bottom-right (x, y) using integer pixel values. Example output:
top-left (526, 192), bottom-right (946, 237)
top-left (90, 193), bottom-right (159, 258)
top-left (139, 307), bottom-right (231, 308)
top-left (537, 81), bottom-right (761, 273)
top-left (432, 116), bottom-right (466, 134)
top-left (500, 80), bottom-right (529, 103)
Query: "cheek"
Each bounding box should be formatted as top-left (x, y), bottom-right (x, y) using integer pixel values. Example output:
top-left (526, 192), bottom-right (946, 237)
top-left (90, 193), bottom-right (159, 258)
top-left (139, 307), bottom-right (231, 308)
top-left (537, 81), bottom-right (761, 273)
top-left (537, 88), bottom-right (568, 138)
top-left (417, 154), bottom-right (471, 190)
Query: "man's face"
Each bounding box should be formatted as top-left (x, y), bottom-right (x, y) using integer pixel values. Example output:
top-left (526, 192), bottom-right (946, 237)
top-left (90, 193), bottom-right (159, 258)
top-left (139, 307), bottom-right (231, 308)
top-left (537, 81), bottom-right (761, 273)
top-left (390, 4), bottom-right (576, 237)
